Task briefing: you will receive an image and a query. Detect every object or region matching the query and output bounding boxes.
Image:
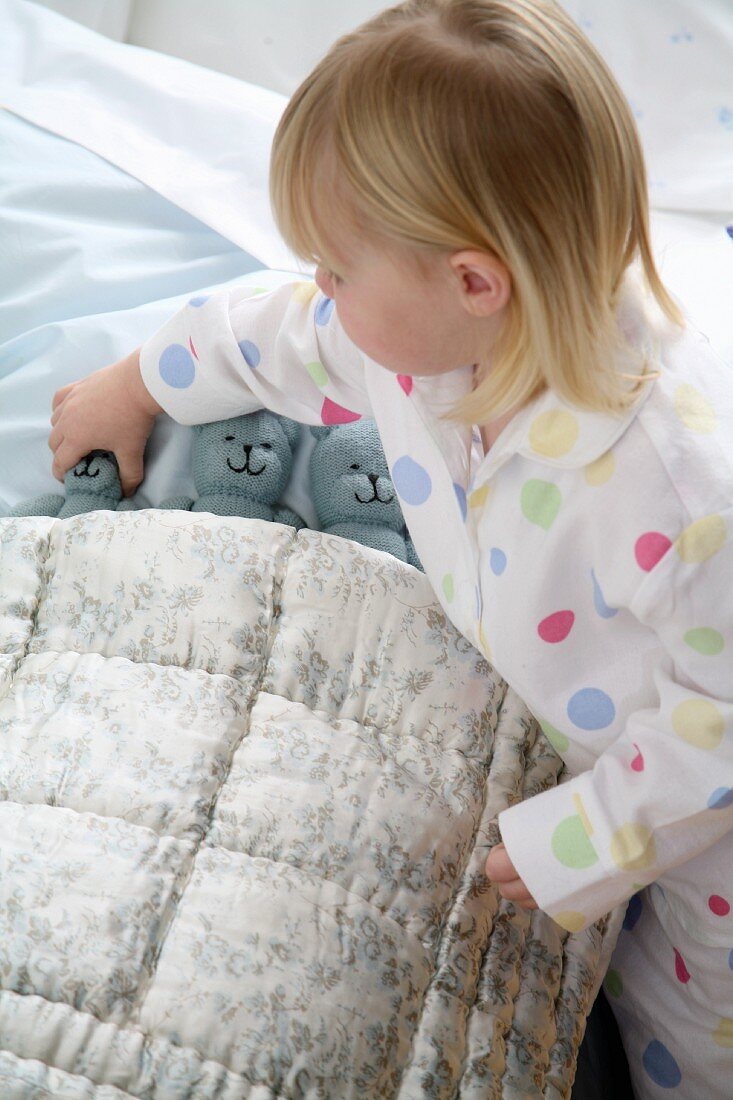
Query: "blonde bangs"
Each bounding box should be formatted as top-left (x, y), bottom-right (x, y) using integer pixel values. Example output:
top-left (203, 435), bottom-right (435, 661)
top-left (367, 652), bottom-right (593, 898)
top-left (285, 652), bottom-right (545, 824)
top-left (269, 0), bottom-right (685, 425)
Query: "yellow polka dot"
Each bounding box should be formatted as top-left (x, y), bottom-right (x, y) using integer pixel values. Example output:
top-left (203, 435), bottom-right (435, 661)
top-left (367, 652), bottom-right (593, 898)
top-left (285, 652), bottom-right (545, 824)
top-left (292, 281), bottom-right (319, 304)
top-left (528, 409), bottom-right (579, 458)
top-left (554, 910), bottom-right (586, 933)
top-left (573, 793), bottom-right (594, 837)
top-left (674, 384), bottom-right (717, 434)
top-left (469, 483), bottom-right (491, 509)
top-left (713, 1018), bottom-right (733, 1048)
top-left (671, 698), bottom-right (725, 750)
top-left (584, 450), bottom-right (615, 487)
top-left (610, 823), bottom-right (657, 871)
top-left (442, 573), bottom-right (454, 601)
top-left (675, 514), bottom-right (726, 564)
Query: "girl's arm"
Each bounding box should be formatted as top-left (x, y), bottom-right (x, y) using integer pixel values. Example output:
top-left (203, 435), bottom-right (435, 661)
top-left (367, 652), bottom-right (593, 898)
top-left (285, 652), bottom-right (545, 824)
top-left (496, 507), bottom-right (733, 936)
top-left (50, 281), bottom-right (371, 497)
top-left (138, 281), bottom-right (370, 427)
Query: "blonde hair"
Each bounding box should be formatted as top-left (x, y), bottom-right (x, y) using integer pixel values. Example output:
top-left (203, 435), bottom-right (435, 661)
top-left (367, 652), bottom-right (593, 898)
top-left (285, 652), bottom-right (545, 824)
top-left (269, 0), bottom-right (685, 425)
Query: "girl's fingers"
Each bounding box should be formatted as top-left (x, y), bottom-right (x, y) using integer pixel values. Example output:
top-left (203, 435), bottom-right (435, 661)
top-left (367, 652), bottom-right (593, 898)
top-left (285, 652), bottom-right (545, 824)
top-left (48, 426), bottom-right (63, 453)
top-left (485, 842), bottom-right (518, 883)
top-left (497, 879), bottom-right (538, 907)
top-left (52, 384), bottom-right (75, 411)
top-left (52, 443), bottom-right (82, 483)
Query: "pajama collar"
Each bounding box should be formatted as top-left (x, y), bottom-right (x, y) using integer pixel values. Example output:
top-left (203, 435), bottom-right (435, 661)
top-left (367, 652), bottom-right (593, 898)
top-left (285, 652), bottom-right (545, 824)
top-left (416, 260), bottom-right (669, 488)
top-left (364, 261), bottom-right (670, 657)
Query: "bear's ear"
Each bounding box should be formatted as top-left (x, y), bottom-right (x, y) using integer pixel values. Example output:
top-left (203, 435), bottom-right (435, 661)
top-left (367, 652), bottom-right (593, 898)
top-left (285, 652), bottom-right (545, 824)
top-left (278, 416), bottom-right (302, 451)
top-left (309, 426), bottom-right (331, 441)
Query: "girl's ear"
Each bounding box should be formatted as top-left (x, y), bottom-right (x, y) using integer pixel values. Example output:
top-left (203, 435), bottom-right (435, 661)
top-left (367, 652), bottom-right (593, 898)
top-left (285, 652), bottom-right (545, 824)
top-left (310, 426), bottom-right (331, 441)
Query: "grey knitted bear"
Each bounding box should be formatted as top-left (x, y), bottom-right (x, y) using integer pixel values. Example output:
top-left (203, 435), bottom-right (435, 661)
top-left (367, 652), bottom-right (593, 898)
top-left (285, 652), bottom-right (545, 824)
top-left (309, 421), bottom-right (422, 569)
top-left (10, 451), bottom-right (137, 518)
top-left (160, 410), bottom-right (305, 527)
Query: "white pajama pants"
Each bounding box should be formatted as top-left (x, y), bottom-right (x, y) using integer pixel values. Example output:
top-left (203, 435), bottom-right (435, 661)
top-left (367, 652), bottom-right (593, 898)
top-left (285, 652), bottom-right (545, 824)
top-left (605, 885), bottom-right (733, 1098)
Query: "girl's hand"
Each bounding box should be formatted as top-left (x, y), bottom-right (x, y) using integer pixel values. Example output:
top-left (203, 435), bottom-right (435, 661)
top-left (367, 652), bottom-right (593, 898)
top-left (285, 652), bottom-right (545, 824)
top-left (485, 842), bottom-right (538, 909)
top-left (49, 349), bottom-right (163, 498)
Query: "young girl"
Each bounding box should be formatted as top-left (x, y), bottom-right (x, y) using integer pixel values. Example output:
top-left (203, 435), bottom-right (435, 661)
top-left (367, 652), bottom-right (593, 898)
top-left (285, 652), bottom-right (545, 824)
top-left (48, 1), bottom-right (732, 1094)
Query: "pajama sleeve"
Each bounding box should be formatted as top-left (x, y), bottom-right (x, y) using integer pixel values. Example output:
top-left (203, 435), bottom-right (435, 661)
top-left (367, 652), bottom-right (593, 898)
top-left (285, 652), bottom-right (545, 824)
top-left (497, 506), bottom-right (733, 936)
top-left (138, 281), bottom-right (372, 426)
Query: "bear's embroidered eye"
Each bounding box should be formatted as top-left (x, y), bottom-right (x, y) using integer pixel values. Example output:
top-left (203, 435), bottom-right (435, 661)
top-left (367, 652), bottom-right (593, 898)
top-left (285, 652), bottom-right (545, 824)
top-left (262, 442), bottom-right (272, 450)
top-left (350, 463), bottom-right (360, 470)
top-left (224, 435), bottom-right (235, 441)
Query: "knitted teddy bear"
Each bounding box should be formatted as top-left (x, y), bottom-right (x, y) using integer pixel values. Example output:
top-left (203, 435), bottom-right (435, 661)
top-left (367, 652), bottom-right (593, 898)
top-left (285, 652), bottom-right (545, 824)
top-left (309, 421), bottom-right (423, 569)
top-left (9, 451), bottom-right (137, 517)
top-left (159, 410), bottom-right (305, 527)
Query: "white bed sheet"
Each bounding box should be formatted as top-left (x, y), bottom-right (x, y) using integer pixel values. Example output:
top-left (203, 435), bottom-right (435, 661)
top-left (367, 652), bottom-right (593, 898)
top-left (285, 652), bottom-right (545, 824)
top-left (0, 0), bottom-right (731, 522)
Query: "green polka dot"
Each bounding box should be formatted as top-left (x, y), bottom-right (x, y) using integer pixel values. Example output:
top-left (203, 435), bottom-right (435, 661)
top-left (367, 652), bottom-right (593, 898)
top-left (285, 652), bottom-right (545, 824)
top-left (551, 814), bottom-right (599, 869)
top-left (684, 627), bottom-right (724, 656)
top-left (604, 969), bottom-right (623, 997)
top-left (520, 479), bottom-right (562, 530)
top-left (306, 361), bottom-right (329, 388)
top-left (442, 573), bottom-right (454, 601)
top-left (540, 718), bottom-right (570, 753)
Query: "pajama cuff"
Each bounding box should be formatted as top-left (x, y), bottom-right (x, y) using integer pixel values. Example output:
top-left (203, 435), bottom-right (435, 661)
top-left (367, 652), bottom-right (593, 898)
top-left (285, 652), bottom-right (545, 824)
top-left (497, 771), bottom-right (638, 933)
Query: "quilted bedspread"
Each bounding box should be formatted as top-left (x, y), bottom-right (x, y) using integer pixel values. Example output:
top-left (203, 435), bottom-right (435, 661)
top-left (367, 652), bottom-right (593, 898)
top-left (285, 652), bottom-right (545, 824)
top-left (0, 510), bottom-right (622, 1099)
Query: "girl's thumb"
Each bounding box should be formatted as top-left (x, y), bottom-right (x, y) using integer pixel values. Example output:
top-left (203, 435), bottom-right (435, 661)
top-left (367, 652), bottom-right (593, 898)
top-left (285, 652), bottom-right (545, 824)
top-left (117, 453), bottom-right (144, 498)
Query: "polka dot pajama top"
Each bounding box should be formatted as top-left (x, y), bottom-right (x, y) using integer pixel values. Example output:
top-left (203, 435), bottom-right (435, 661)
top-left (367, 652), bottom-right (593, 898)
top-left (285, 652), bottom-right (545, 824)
top-left (139, 267), bottom-right (733, 1096)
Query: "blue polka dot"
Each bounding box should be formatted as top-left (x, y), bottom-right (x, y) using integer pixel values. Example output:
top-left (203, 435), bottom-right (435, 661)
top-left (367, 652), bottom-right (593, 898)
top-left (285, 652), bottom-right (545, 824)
top-left (728, 948), bottom-right (733, 970)
top-left (567, 687), bottom-right (615, 730)
top-left (591, 568), bottom-right (618, 618)
top-left (708, 787), bottom-right (733, 810)
top-left (159, 344), bottom-right (195, 388)
top-left (475, 585), bottom-right (482, 619)
top-left (238, 340), bottom-right (261, 369)
top-left (623, 892), bottom-right (643, 931)
top-left (315, 296), bottom-right (335, 325)
top-left (453, 482), bottom-right (467, 522)
top-left (727, 225), bottom-right (733, 241)
top-left (391, 455), bottom-right (432, 506)
top-left (490, 548), bottom-right (506, 575)
top-left (642, 1040), bottom-right (681, 1089)
top-left (188, 295), bottom-right (209, 307)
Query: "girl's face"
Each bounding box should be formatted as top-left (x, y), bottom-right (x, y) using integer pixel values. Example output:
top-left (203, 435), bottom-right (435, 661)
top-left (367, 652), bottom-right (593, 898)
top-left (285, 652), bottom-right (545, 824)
top-left (314, 233), bottom-right (510, 379)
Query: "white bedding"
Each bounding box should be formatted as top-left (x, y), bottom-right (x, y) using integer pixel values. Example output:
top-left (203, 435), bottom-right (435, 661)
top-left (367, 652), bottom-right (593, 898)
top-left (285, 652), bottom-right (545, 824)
top-left (0, 510), bottom-right (622, 1097)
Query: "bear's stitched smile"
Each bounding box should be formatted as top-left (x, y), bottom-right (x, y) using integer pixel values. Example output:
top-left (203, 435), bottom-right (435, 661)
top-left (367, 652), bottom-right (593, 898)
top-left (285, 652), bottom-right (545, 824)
top-left (74, 458), bottom-right (100, 478)
top-left (227, 456), bottom-right (266, 476)
top-left (355, 475), bottom-right (394, 505)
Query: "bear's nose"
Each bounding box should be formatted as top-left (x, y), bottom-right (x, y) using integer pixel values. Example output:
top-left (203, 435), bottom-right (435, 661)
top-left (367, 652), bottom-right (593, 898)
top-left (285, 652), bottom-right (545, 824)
top-left (242, 444), bottom-right (252, 454)
top-left (368, 474), bottom-right (379, 486)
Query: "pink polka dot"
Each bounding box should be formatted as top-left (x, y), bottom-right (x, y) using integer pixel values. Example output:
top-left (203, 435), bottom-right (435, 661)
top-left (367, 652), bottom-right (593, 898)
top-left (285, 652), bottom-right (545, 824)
top-left (321, 397), bottom-right (361, 426)
top-left (537, 610), bottom-right (575, 643)
top-left (397, 375), bottom-right (413, 396)
top-left (674, 948), bottom-right (690, 983)
top-left (189, 336), bottom-right (198, 361)
top-left (635, 531), bottom-right (672, 571)
top-left (631, 743), bottom-right (644, 772)
top-left (709, 895), bottom-right (731, 917)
